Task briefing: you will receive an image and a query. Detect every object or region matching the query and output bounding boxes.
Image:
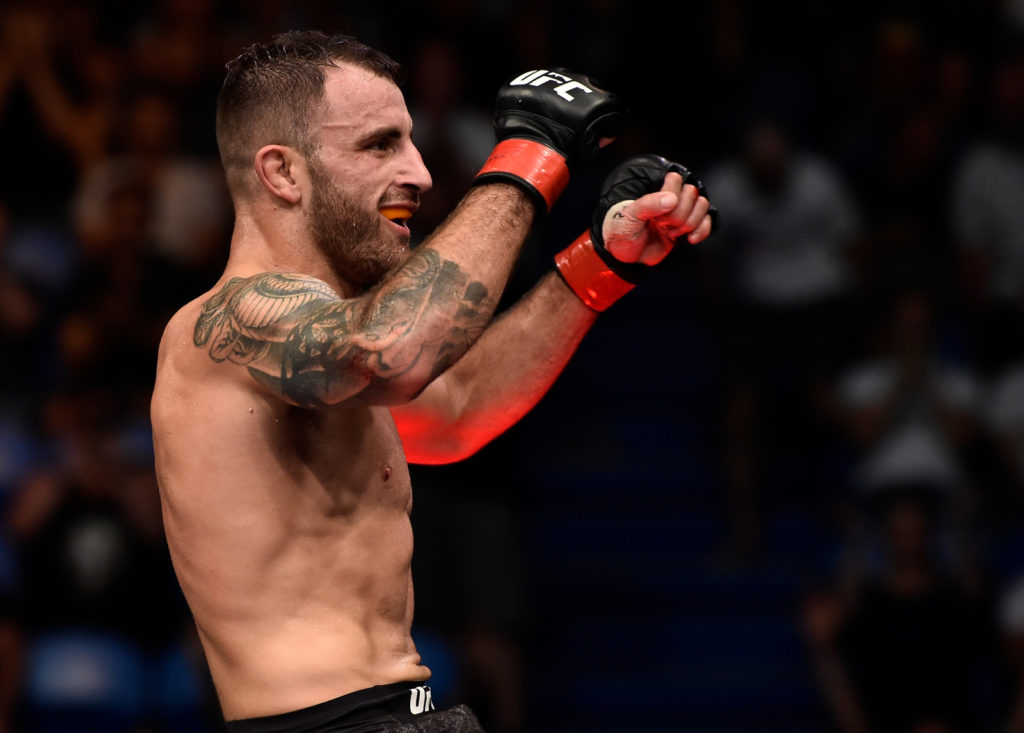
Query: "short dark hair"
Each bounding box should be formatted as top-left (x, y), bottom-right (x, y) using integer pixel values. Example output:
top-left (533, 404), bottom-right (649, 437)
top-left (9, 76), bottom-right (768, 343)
top-left (215, 30), bottom-right (402, 196)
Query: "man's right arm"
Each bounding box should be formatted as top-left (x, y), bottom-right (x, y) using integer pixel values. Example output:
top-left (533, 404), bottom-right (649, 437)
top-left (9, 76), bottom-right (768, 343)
top-left (191, 67), bottom-right (623, 408)
top-left (192, 183), bottom-right (533, 407)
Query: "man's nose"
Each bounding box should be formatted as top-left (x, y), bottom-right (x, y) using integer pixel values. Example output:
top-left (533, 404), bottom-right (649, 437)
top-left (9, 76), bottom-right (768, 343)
top-left (397, 144), bottom-right (433, 193)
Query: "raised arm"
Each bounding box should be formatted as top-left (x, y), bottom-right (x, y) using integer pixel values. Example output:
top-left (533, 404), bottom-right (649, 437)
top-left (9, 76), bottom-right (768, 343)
top-left (390, 270), bottom-right (596, 462)
top-left (393, 155), bottom-right (718, 463)
top-left (191, 67), bottom-right (624, 408)
top-left (193, 185), bottom-right (532, 407)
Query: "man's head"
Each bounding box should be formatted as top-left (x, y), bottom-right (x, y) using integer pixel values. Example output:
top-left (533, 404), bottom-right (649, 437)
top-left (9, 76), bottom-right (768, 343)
top-left (216, 31), bottom-right (432, 290)
top-left (216, 30), bottom-right (402, 194)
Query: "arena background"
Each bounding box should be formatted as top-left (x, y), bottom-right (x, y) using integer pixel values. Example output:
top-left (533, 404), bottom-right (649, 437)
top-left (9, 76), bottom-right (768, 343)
top-left (3, 0), bottom-right (1024, 731)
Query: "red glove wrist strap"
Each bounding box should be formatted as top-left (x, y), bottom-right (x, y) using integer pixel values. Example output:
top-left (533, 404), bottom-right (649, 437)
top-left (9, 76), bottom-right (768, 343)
top-left (554, 232), bottom-right (635, 312)
top-left (476, 139), bottom-right (570, 211)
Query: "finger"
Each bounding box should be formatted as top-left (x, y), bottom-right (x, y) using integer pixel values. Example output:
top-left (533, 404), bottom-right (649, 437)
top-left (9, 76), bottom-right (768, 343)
top-left (670, 183), bottom-right (700, 224)
top-left (682, 196), bottom-right (710, 234)
top-left (686, 214), bottom-right (713, 245)
top-left (619, 190), bottom-right (678, 223)
top-left (649, 184), bottom-right (699, 239)
top-left (660, 171), bottom-right (684, 195)
top-left (637, 231), bottom-right (675, 266)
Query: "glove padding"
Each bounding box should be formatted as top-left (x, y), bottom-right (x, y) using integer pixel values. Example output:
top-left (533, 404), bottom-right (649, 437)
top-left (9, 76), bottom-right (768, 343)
top-left (591, 154), bottom-right (719, 283)
top-left (495, 68), bottom-right (624, 163)
top-left (554, 153), bottom-right (717, 311)
top-left (475, 68), bottom-right (625, 212)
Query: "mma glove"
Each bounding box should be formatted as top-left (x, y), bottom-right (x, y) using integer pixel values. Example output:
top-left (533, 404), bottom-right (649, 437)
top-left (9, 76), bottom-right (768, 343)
top-left (555, 154), bottom-right (719, 312)
top-left (474, 68), bottom-right (624, 213)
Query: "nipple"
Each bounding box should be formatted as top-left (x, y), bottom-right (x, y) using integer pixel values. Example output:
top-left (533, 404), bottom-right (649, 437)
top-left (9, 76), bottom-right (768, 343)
top-left (382, 465), bottom-right (392, 482)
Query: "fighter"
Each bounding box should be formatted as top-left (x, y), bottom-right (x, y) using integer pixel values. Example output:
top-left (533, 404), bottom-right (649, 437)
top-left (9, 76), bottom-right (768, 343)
top-left (151, 30), bottom-right (716, 732)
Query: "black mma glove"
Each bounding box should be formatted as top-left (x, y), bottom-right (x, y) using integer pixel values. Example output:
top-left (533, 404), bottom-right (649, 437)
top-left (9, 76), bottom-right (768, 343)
top-left (555, 154), bottom-right (719, 311)
top-left (474, 68), bottom-right (625, 212)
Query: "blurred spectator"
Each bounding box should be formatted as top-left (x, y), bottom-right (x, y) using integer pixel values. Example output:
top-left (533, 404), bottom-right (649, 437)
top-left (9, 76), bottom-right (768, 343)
top-left (0, 270), bottom-right (47, 421)
top-left (411, 453), bottom-right (529, 733)
top-left (802, 487), bottom-right (999, 733)
top-left (705, 115), bottom-right (863, 562)
top-left (131, 0), bottom-right (220, 91)
top-left (0, 613), bottom-right (20, 733)
top-left (8, 393), bottom-right (170, 645)
top-left (64, 178), bottom-right (166, 392)
top-left (406, 37), bottom-right (493, 238)
top-left (66, 116), bottom-right (230, 379)
top-left (985, 349), bottom-right (1024, 519)
top-left (128, 0), bottom-right (236, 154)
top-left (5, 388), bottom-right (211, 731)
top-left (11, 7), bottom-right (124, 176)
top-left (994, 572), bottom-right (1024, 732)
top-left (951, 38), bottom-right (1024, 375)
top-left (0, 6), bottom-right (79, 216)
top-left (74, 87), bottom-right (230, 281)
top-left (836, 288), bottom-right (981, 497)
top-left (853, 90), bottom-right (967, 304)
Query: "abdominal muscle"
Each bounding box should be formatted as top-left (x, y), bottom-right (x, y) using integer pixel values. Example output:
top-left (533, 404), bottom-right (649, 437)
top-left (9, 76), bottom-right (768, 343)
top-left (182, 519), bottom-right (430, 721)
top-left (194, 567), bottom-right (430, 721)
top-left (154, 389), bottom-right (431, 721)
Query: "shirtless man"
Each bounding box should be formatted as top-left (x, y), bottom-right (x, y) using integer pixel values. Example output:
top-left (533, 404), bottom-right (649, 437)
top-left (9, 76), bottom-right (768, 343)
top-left (151, 30), bottom-right (715, 732)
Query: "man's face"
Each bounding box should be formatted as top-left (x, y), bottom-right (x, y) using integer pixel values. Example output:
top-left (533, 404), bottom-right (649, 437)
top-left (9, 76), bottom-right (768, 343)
top-left (306, 64), bottom-right (432, 290)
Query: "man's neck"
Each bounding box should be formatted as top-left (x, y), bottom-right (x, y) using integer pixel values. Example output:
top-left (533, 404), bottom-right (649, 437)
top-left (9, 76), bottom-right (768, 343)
top-left (224, 215), bottom-right (358, 297)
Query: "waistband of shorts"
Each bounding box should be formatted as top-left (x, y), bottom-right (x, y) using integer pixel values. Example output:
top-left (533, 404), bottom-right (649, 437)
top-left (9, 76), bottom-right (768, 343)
top-left (224, 681), bottom-right (433, 733)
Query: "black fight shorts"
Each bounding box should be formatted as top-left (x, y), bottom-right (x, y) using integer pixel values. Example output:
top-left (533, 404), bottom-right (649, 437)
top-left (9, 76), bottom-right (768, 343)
top-left (224, 682), bottom-right (485, 733)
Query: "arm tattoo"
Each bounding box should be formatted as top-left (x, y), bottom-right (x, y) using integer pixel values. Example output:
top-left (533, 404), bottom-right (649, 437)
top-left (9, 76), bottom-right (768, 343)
top-left (193, 251), bottom-right (490, 406)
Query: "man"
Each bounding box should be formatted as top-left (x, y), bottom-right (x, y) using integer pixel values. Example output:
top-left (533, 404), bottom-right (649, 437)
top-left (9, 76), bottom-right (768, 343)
top-left (151, 30), bottom-right (715, 731)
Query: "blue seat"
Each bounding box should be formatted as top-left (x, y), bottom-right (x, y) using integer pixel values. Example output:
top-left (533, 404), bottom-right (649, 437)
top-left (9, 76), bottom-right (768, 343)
top-left (24, 630), bottom-right (146, 732)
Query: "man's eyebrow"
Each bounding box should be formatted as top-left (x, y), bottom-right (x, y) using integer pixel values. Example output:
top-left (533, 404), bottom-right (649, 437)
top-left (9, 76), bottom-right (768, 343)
top-left (354, 126), bottom-right (404, 145)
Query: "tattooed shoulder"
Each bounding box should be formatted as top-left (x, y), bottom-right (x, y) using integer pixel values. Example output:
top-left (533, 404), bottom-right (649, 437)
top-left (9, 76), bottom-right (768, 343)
top-left (190, 252), bottom-right (493, 407)
top-left (193, 273), bottom-right (341, 365)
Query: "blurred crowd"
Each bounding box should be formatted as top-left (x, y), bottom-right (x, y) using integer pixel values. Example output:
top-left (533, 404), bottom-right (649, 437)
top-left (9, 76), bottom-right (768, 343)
top-left (3, 0), bottom-right (1024, 731)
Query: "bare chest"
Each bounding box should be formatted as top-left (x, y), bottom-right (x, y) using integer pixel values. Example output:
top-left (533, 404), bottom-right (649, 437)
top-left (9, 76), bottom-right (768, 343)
top-left (269, 404), bottom-right (413, 516)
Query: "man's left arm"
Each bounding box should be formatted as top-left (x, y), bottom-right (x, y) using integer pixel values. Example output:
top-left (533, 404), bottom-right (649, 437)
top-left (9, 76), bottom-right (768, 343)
top-left (392, 155), bottom-right (717, 464)
top-left (391, 270), bottom-right (594, 464)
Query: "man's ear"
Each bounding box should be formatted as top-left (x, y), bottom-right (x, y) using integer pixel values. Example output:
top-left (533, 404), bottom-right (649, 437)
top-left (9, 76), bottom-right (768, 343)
top-left (254, 145), bottom-right (304, 204)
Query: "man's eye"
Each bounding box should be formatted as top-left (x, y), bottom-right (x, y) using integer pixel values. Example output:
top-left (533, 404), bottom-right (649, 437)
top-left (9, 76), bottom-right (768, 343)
top-left (368, 140), bottom-right (391, 151)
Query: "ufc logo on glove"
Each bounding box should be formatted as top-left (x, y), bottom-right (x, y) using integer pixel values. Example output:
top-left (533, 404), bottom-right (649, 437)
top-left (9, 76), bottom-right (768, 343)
top-left (476, 67), bottom-right (623, 211)
top-left (509, 69), bottom-right (593, 101)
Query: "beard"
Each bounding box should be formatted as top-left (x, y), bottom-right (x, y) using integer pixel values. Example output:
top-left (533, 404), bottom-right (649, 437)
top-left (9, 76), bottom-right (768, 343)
top-left (306, 157), bottom-right (410, 292)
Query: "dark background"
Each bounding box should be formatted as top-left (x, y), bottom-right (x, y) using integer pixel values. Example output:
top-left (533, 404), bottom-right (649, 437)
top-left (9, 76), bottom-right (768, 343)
top-left (3, 0), bottom-right (1024, 731)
